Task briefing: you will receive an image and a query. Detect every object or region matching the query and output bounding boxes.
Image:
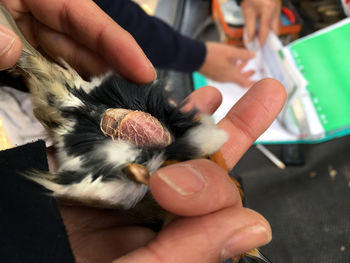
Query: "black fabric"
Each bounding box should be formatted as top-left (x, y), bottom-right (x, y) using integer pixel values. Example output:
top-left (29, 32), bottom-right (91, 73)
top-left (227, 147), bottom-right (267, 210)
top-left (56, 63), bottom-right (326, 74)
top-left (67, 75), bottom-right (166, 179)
top-left (233, 136), bottom-right (350, 263)
top-left (94, 0), bottom-right (206, 72)
top-left (0, 141), bottom-right (74, 263)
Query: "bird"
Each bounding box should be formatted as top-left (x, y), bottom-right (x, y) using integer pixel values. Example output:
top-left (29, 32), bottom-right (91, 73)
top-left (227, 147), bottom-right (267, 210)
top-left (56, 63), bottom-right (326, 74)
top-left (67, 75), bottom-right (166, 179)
top-left (0, 3), bottom-right (271, 263)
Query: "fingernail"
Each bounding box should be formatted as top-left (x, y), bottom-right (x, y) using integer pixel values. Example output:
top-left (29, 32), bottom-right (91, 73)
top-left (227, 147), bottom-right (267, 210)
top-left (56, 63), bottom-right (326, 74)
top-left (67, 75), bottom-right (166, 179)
top-left (221, 224), bottom-right (271, 260)
top-left (143, 52), bottom-right (156, 81)
top-left (0, 30), bottom-right (15, 57)
top-left (152, 66), bottom-right (157, 81)
top-left (157, 164), bottom-right (206, 196)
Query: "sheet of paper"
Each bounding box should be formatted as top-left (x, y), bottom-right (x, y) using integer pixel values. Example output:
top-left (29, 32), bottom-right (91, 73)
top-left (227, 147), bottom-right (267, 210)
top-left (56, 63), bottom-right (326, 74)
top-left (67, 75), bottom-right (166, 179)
top-left (205, 32), bottom-right (303, 143)
top-left (0, 86), bottom-right (49, 147)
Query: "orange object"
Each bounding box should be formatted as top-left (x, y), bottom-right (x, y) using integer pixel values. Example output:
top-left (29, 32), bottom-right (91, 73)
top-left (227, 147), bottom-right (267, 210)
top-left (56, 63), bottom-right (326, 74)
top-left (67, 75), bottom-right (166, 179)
top-left (0, 118), bottom-right (12, 150)
top-left (210, 149), bottom-right (244, 198)
top-left (211, 0), bottom-right (302, 46)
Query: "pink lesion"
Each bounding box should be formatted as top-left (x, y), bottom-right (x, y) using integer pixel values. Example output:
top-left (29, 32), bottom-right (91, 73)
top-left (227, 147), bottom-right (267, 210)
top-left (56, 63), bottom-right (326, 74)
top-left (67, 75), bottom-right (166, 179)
top-left (100, 108), bottom-right (173, 148)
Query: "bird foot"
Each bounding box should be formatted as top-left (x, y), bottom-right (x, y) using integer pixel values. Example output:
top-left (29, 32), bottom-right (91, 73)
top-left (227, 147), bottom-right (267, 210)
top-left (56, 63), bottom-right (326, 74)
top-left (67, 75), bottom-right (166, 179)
top-left (123, 163), bottom-right (150, 185)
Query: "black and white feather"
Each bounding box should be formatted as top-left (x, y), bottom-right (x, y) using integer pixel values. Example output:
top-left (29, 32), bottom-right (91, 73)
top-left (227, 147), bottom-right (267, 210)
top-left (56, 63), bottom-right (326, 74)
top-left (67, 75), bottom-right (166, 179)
top-left (0, 4), bottom-right (227, 213)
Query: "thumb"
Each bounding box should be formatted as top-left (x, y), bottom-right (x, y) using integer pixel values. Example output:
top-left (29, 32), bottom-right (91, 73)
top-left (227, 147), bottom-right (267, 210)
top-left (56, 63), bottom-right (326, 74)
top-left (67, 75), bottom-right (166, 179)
top-left (113, 207), bottom-right (271, 263)
top-left (0, 24), bottom-right (22, 70)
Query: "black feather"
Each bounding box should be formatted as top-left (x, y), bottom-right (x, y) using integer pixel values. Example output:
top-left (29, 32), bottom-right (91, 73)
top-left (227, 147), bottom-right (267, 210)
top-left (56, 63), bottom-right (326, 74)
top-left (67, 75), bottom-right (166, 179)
top-left (53, 75), bottom-right (202, 186)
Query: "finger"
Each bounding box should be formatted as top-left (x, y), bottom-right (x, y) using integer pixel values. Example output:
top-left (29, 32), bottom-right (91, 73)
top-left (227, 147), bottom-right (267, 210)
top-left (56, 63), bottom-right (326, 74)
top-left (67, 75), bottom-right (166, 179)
top-left (26, 0), bottom-right (155, 83)
top-left (219, 78), bottom-right (286, 169)
top-left (150, 159), bottom-right (242, 217)
top-left (34, 21), bottom-right (109, 77)
top-left (271, 7), bottom-right (281, 35)
top-left (114, 207), bottom-right (271, 263)
top-left (60, 205), bottom-right (156, 261)
top-left (258, 8), bottom-right (274, 45)
top-left (181, 86), bottom-right (222, 114)
top-left (0, 24), bottom-right (22, 70)
top-left (242, 8), bottom-right (257, 43)
top-left (72, 226), bottom-right (155, 263)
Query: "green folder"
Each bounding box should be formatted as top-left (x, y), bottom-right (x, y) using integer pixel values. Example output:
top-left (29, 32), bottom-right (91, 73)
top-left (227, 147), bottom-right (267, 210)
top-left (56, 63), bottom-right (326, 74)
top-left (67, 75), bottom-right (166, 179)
top-left (289, 19), bottom-right (350, 136)
top-left (192, 18), bottom-right (350, 143)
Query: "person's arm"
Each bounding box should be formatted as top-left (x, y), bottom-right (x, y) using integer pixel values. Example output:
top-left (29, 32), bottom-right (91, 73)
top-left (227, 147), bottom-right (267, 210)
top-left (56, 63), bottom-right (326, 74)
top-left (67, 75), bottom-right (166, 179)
top-left (94, 0), bottom-right (206, 73)
top-left (0, 141), bottom-right (75, 263)
top-left (95, 0), bottom-right (256, 86)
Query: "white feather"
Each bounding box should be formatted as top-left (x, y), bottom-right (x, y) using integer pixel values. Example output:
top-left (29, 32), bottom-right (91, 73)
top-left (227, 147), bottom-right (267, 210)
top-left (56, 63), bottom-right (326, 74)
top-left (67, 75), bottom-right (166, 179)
top-left (57, 154), bottom-right (83, 173)
top-left (97, 140), bottom-right (141, 167)
top-left (186, 114), bottom-right (228, 155)
top-left (146, 153), bottom-right (166, 174)
top-left (80, 71), bottom-right (113, 93)
top-left (31, 174), bottom-right (148, 209)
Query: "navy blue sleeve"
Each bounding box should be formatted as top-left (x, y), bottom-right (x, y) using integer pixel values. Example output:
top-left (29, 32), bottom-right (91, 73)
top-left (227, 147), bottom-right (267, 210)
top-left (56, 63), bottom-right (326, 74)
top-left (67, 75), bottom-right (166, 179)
top-left (94, 0), bottom-right (206, 72)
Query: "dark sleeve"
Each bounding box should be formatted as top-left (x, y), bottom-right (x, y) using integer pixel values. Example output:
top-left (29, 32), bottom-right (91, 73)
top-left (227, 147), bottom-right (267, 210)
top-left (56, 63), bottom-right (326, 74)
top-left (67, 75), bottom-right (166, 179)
top-left (94, 0), bottom-right (206, 72)
top-left (0, 141), bottom-right (74, 263)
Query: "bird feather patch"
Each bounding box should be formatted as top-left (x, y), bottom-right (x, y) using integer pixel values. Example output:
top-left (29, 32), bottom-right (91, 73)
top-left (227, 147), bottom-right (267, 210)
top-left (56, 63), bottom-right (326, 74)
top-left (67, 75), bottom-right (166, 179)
top-left (0, 3), bottom-right (227, 212)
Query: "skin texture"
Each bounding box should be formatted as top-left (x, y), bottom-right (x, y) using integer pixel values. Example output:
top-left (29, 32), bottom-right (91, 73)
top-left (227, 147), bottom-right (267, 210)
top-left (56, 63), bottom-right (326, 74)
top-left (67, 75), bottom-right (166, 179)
top-left (241, 0), bottom-right (281, 44)
top-left (0, 0), bottom-right (155, 82)
top-left (0, 0), bottom-right (287, 262)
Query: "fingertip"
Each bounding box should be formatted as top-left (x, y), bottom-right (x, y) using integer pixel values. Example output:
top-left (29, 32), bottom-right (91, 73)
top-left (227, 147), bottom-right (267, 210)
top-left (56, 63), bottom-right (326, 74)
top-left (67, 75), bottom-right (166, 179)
top-left (184, 86), bottom-right (222, 114)
top-left (241, 8), bottom-right (256, 43)
top-left (254, 78), bottom-right (287, 103)
top-left (94, 22), bottom-right (156, 84)
top-left (0, 26), bottom-right (22, 70)
top-left (221, 208), bottom-right (272, 261)
top-left (247, 78), bottom-right (287, 118)
top-left (150, 160), bottom-right (241, 216)
top-left (112, 45), bottom-right (156, 84)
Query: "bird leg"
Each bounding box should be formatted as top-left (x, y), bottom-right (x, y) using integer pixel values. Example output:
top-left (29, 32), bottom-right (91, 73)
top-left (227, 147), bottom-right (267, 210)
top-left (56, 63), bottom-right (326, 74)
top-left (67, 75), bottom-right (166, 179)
top-left (210, 150), bottom-right (244, 198)
top-left (123, 163), bottom-right (150, 185)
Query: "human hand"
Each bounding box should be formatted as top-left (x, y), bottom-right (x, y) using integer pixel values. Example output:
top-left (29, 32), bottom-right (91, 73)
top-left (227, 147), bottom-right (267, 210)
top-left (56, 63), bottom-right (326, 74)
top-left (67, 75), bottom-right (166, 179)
top-left (199, 42), bottom-right (256, 87)
top-left (60, 79), bottom-right (286, 263)
top-left (241, 0), bottom-right (281, 44)
top-left (0, 0), bottom-right (155, 83)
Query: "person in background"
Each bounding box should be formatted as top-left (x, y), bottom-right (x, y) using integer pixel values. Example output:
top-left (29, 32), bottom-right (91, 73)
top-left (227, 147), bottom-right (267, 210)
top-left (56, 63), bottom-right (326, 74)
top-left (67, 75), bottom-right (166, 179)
top-left (0, 0), bottom-right (285, 262)
top-left (94, 0), bottom-right (281, 86)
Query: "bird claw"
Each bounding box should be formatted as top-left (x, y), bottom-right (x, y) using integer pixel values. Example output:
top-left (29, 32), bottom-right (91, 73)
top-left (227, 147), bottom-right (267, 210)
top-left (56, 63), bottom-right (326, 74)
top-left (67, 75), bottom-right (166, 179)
top-left (239, 249), bottom-right (272, 263)
top-left (123, 163), bottom-right (150, 185)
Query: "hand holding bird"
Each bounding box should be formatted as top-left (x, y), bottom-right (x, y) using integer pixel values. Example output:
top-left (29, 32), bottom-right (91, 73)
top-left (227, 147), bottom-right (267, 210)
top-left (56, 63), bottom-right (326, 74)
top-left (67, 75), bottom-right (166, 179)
top-left (0, 1), bottom-right (286, 262)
